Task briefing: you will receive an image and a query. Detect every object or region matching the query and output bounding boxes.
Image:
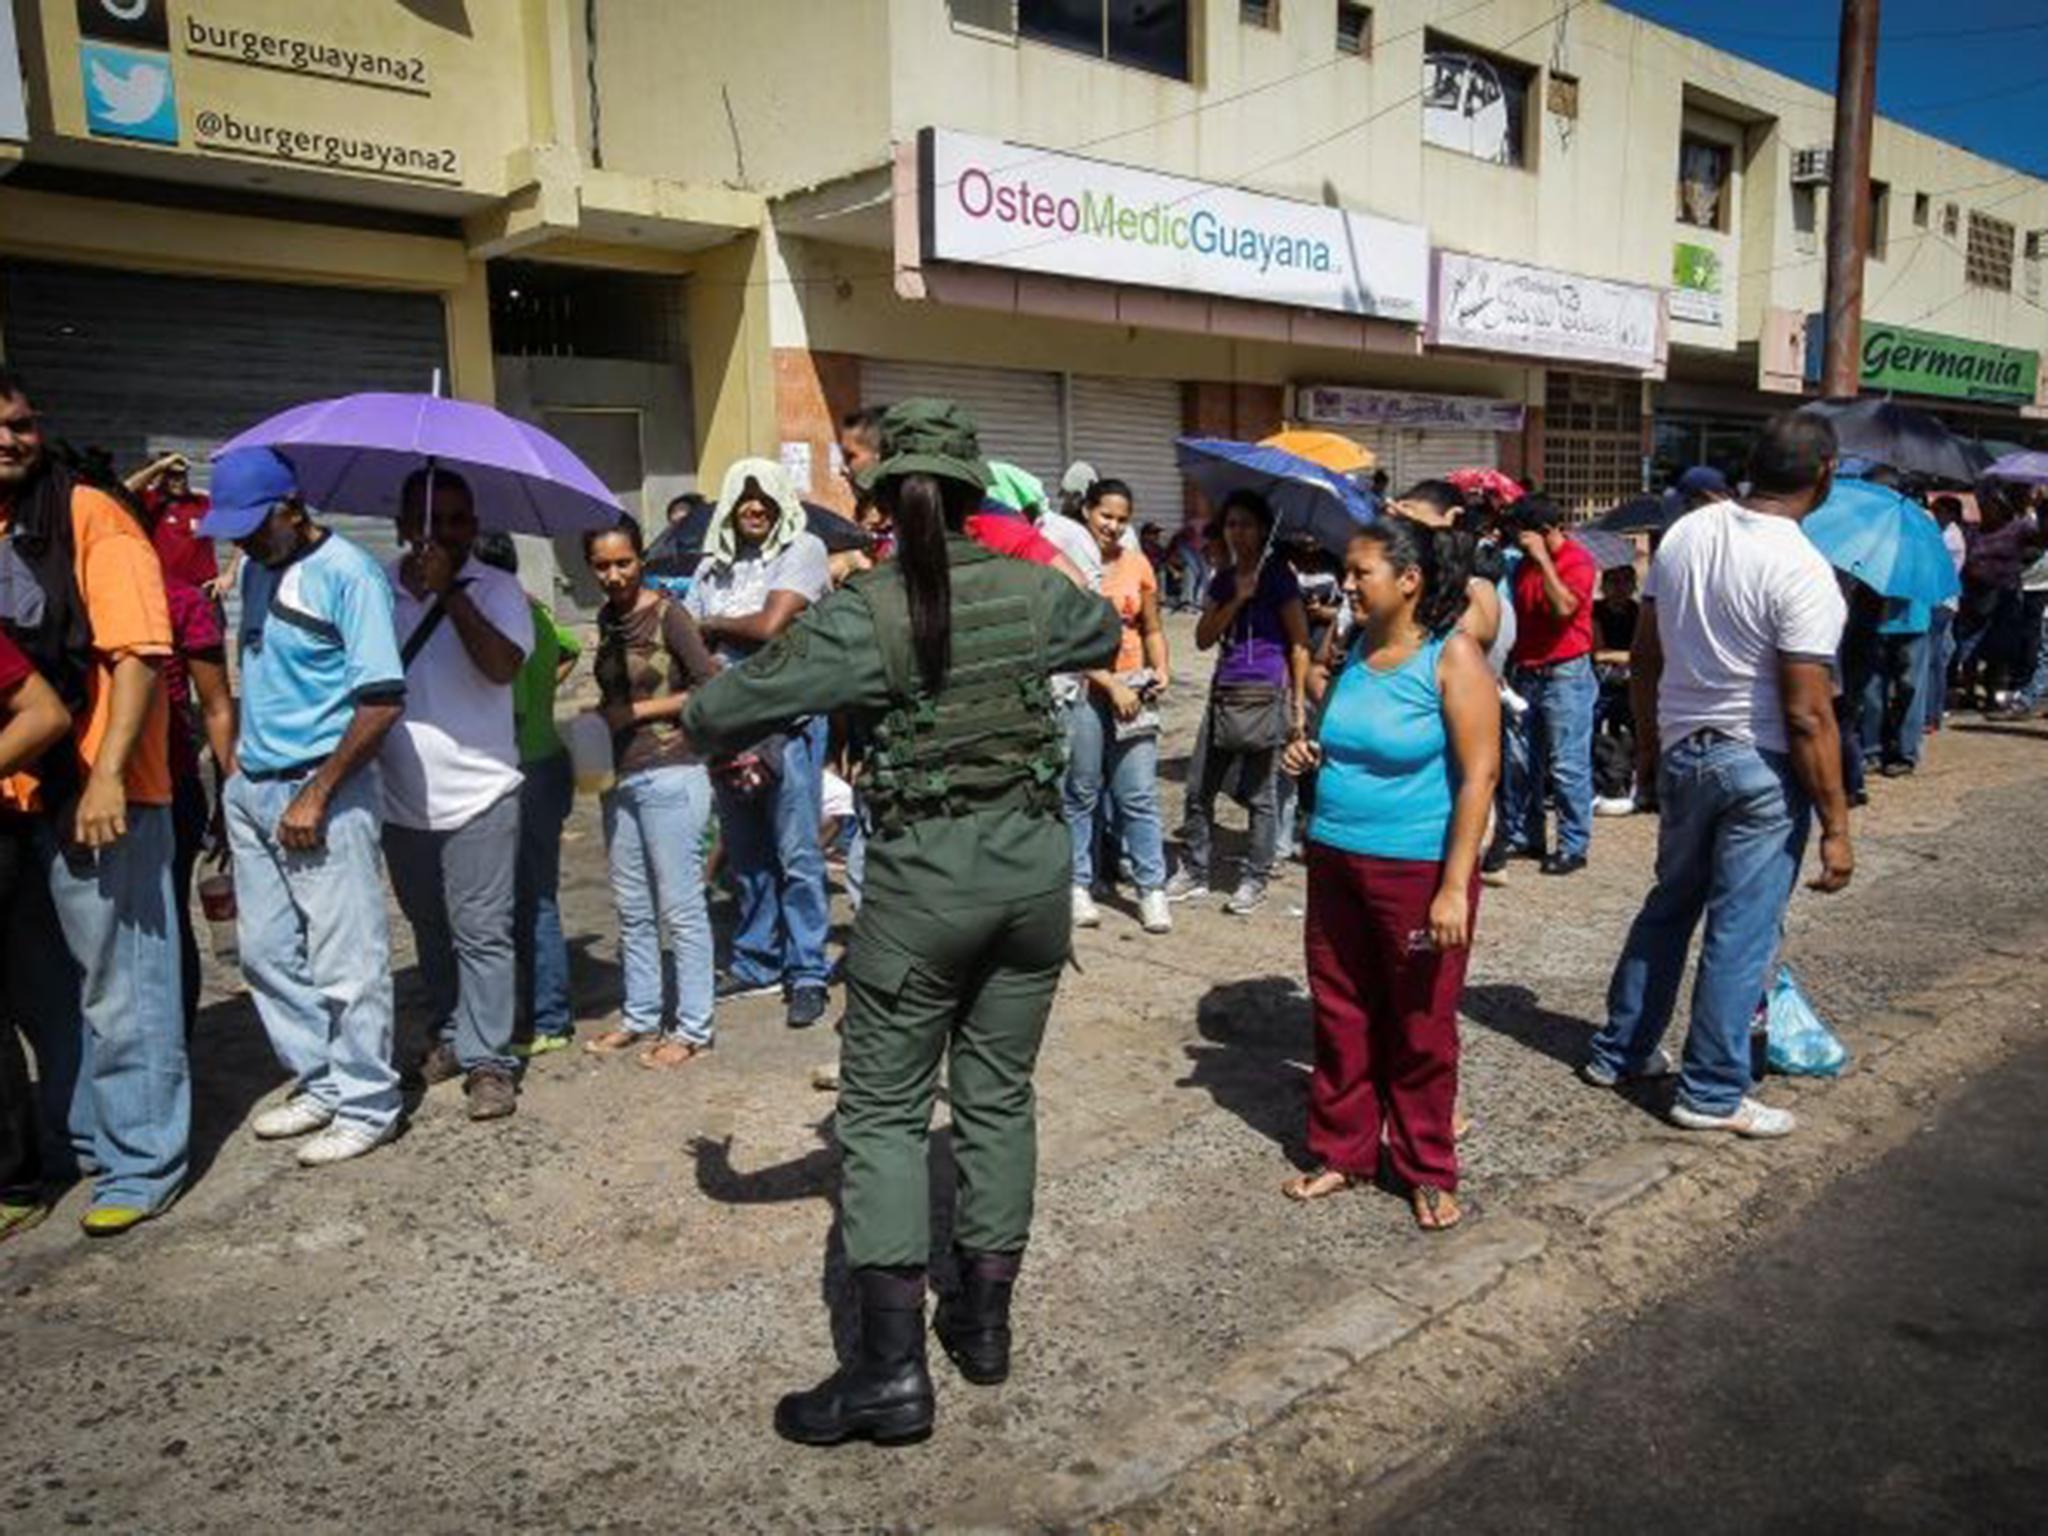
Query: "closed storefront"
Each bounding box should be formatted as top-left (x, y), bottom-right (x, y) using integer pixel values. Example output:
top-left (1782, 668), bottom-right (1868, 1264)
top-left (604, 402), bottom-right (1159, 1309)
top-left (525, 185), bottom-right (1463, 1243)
top-left (1068, 375), bottom-right (1182, 522)
top-left (1293, 383), bottom-right (1519, 492)
top-left (862, 358), bottom-right (1064, 489)
top-left (861, 361), bottom-right (1186, 521)
top-left (1, 257), bottom-right (448, 565)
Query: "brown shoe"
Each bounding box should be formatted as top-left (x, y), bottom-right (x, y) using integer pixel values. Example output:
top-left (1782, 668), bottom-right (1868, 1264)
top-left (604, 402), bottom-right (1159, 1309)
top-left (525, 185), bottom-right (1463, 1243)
top-left (464, 1066), bottom-right (518, 1121)
top-left (407, 1041), bottom-right (462, 1089)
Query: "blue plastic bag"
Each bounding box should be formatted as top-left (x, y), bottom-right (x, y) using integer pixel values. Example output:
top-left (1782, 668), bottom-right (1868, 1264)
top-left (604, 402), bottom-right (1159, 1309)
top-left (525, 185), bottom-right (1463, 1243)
top-left (1764, 965), bottom-right (1849, 1077)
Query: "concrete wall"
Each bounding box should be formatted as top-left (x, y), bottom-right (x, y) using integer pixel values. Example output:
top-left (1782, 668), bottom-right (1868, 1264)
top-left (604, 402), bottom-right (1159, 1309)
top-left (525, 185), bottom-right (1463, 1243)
top-left (591, 0), bottom-right (892, 193)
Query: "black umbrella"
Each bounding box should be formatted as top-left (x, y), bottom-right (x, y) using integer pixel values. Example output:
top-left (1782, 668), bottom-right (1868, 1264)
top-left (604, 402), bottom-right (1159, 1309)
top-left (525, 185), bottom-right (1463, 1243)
top-left (645, 499), bottom-right (869, 576)
top-left (1594, 492), bottom-right (1674, 535)
top-left (1796, 398), bottom-right (1985, 485)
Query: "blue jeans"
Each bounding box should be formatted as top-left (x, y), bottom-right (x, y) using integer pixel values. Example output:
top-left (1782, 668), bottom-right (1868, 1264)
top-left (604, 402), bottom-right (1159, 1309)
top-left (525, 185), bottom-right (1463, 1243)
top-left (1063, 696), bottom-right (1167, 892)
top-left (604, 764), bottom-right (715, 1045)
top-left (515, 752), bottom-right (575, 1038)
top-left (1590, 734), bottom-right (1812, 1117)
top-left (1504, 656), bottom-right (1597, 858)
top-left (225, 769), bottom-right (401, 1133)
top-left (1926, 607), bottom-right (1955, 728)
top-left (2014, 594), bottom-right (2048, 708)
top-left (1859, 626), bottom-right (1933, 765)
top-left (716, 714), bottom-right (831, 990)
top-left (383, 790), bottom-right (521, 1073)
top-left (29, 806), bottom-right (190, 1211)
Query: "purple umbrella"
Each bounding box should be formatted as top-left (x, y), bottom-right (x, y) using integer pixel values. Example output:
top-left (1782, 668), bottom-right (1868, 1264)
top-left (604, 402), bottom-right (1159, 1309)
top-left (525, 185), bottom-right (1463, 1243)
top-left (214, 392), bottom-right (623, 536)
top-left (1983, 450), bottom-right (2048, 486)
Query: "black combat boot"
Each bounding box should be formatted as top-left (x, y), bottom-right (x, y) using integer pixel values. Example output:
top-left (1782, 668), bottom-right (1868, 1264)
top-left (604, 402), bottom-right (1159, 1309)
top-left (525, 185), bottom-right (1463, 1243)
top-left (774, 1267), bottom-right (935, 1446)
top-left (934, 1248), bottom-right (1021, 1386)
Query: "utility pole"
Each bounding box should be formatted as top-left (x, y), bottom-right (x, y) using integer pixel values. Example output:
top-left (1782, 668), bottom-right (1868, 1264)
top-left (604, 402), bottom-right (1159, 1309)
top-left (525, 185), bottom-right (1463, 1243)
top-left (1823, 0), bottom-right (1881, 398)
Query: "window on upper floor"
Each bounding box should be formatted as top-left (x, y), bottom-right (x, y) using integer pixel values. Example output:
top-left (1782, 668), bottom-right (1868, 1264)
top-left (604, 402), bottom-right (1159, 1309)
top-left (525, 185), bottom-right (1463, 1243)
top-left (1967, 210), bottom-right (2015, 291)
top-left (1868, 181), bottom-right (1890, 261)
top-left (1337, 3), bottom-right (1372, 56)
top-left (1913, 191), bottom-right (1930, 228)
top-left (1241, 0), bottom-right (1278, 29)
top-left (1020, 0), bottom-right (1192, 81)
top-left (1676, 134), bottom-right (1733, 230)
top-left (1423, 33), bottom-right (1533, 167)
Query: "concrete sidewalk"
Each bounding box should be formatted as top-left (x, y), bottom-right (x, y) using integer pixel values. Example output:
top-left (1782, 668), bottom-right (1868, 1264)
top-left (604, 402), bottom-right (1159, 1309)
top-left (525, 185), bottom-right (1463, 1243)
top-left (3, 645), bottom-right (2045, 1532)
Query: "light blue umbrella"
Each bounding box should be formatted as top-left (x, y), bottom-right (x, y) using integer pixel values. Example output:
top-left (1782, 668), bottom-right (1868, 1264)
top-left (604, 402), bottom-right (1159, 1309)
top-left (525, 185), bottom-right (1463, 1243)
top-left (1175, 437), bottom-right (1377, 555)
top-left (1804, 478), bottom-right (1960, 607)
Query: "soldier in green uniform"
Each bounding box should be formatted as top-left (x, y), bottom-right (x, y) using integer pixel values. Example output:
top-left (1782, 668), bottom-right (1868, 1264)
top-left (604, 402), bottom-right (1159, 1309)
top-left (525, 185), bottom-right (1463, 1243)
top-left (682, 400), bottom-right (1119, 1447)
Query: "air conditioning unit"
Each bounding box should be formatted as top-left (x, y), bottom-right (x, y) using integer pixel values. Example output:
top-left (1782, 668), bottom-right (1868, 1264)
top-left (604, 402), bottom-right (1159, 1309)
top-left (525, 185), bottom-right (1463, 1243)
top-left (1790, 148), bottom-right (1832, 186)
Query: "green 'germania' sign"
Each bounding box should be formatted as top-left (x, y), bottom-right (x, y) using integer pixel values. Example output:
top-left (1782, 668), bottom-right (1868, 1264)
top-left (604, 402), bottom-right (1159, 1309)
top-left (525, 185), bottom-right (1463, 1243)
top-left (1860, 322), bottom-right (2038, 404)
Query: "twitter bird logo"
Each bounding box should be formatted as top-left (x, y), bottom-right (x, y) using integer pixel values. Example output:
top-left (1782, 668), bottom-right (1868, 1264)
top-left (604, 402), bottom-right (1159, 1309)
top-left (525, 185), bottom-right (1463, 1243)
top-left (81, 43), bottom-right (178, 144)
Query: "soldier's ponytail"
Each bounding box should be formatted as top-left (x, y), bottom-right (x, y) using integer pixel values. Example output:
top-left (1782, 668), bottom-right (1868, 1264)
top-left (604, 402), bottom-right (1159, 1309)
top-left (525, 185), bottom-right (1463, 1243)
top-left (887, 471), bottom-right (980, 694)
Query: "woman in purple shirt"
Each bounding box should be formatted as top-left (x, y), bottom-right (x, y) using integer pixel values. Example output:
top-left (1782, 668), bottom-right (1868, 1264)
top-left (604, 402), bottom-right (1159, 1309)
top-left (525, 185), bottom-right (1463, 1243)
top-left (1166, 490), bottom-right (1310, 916)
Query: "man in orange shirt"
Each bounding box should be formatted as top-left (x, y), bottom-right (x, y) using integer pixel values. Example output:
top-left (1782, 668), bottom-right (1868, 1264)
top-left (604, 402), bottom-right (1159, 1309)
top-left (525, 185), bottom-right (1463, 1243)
top-left (0, 369), bottom-right (189, 1236)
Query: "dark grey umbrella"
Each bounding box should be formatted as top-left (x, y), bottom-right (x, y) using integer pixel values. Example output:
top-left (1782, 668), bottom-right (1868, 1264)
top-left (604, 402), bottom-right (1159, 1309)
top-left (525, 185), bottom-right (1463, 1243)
top-left (1571, 526), bottom-right (1638, 571)
top-left (645, 499), bottom-right (868, 576)
top-left (1594, 493), bottom-right (1674, 535)
top-left (1796, 398), bottom-right (1985, 485)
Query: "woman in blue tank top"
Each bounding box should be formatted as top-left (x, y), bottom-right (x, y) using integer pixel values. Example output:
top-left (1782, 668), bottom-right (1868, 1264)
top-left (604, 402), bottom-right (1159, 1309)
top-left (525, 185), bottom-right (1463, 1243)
top-left (1279, 517), bottom-right (1501, 1231)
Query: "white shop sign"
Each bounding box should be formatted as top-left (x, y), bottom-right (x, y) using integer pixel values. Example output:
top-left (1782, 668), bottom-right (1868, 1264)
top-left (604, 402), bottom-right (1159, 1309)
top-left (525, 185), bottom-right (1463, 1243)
top-left (1296, 383), bottom-right (1525, 433)
top-left (1428, 250), bottom-right (1663, 371)
top-left (919, 127), bottom-right (1429, 323)
top-left (0, 3), bottom-right (26, 144)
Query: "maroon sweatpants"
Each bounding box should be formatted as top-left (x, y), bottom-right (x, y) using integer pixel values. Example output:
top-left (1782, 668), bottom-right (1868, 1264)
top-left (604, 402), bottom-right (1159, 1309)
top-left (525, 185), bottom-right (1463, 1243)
top-left (1303, 843), bottom-right (1479, 1191)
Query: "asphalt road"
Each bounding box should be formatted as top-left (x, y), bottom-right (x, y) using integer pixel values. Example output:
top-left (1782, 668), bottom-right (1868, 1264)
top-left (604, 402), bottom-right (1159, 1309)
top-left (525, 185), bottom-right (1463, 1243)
top-left (1374, 1038), bottom-right (2048, 1535)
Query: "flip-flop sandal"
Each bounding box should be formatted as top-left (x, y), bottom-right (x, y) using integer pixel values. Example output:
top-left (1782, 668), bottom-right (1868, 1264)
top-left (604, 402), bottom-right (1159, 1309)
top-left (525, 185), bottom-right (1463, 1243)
top-left (1282, 1167), bottom-right (1360, 1202)
top-left (638, 1041), bottom-right (711, 1072)
top-left (583, 1030), bottom-right (644, 1056)
top-left (1412, 1185), bottom-right (1463, 1232)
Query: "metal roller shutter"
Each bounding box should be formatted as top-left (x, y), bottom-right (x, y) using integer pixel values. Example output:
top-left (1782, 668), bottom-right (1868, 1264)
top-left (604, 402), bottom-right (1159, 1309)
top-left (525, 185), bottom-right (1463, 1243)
top-left (862, 359), bottom-right (1063, 491)
top-left (1069, 375), bottom-right (1183, 529)
top-left (1393, 428), bottom-right (1496, 488)
top-left (0, 258), bottom-right (448, 573)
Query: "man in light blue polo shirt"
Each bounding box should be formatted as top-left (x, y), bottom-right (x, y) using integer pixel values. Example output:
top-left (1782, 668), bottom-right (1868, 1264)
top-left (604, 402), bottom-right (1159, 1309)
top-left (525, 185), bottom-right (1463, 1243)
top-left (202, 449), bottom-right (409, 1168)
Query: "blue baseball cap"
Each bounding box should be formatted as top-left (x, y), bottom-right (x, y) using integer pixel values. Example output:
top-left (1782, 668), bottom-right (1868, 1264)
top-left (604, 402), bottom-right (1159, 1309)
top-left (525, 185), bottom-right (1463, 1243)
top-left (1675, 465), bottom-right (1731, 500)
top-left (197, 448), bottom-right (300, 539)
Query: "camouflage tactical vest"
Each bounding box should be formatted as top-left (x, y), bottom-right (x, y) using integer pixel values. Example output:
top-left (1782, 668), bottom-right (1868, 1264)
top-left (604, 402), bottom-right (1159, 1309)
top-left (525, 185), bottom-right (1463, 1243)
top-left (857, 559), bottom-right (1066, 838)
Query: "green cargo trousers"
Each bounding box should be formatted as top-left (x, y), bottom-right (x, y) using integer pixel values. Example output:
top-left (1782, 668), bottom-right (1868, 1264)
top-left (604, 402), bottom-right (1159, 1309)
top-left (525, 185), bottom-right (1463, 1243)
top-left (835, 882), bottom-right (1070, 1268)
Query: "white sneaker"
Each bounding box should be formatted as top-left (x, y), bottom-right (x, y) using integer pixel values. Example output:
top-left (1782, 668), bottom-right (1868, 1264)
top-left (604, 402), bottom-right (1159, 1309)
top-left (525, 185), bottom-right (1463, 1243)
top-left (1071, 885), bottom-right (1102, 928)
top-left (1163, 867), bottom-right (1209, 903)
top-left (1593, 795), bottom-right (1637, 817)
top-left (1224, 877), bottom-right (1268, 916)
top-left (296, 1120), bottom-right (394, 1168)
top-left (1138, 888), bottom-right (1173, 934)
top-left (252, 1098), bottom-right (335, 1141)
top-left (1669, 1097), bottom-right (1796, 1138)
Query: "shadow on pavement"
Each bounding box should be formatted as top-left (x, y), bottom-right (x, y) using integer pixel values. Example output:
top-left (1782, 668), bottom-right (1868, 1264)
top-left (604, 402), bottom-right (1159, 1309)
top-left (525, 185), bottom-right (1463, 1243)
top-left (1460, 983), bottom-right (1595, 1068)
top-left (693, 1119), bottom-right (965, 1366)
top-left (186, 993), bottom-right (289, 1189)
top-left (1178, 974), bottom-right (1313, 1164)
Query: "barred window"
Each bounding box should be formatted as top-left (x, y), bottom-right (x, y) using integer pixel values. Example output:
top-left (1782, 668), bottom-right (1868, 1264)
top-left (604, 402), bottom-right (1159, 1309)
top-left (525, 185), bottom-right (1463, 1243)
top-left (1543, 373), bottom-right (1643, 517)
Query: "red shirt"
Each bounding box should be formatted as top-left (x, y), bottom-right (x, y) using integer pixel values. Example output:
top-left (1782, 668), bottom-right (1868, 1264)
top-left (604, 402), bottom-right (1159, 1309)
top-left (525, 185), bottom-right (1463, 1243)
top-left (144, 490), bottom-right (220, 589)
top-left (162, 579), bottom-right (226, 784)
top-left (0, 629), bottom-right (30, 696)
top-left (963, 511), bottom-right (1063, 567)
top-left (1510, 536), bottom-right (1598, 667)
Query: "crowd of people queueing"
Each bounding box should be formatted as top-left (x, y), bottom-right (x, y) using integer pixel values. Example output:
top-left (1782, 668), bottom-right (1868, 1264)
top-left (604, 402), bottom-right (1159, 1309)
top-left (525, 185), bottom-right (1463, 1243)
top-left (2, 362), bottom-right (1878, 1444)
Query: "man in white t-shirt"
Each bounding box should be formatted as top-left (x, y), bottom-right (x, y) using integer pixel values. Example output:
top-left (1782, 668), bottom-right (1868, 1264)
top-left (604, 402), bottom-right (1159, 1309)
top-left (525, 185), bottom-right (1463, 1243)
top-left (1582, 412), bottom-right (1854, 1139)
top-left (380, 470), bottom-right (535, 1121)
